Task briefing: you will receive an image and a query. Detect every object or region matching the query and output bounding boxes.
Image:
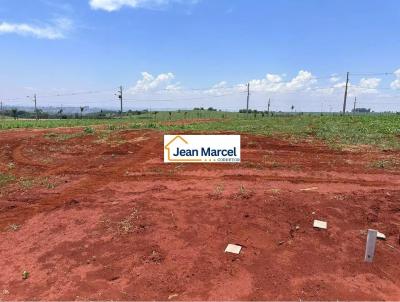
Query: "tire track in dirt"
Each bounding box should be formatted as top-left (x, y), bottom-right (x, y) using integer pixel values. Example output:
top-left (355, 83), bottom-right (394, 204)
top-left (0, 132), bottom-right (162, 229)
top-left (119, 171), bottom-right (400, 189)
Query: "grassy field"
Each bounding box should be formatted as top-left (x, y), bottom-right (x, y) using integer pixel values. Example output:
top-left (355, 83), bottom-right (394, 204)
top-left (1, 112), bottom-right (399, 150)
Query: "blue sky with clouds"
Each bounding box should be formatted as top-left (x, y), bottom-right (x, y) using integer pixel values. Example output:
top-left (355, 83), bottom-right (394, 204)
top-left (1, 0), bottom-right (400, 111)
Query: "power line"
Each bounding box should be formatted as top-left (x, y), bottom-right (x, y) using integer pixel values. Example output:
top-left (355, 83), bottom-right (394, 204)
top-left (348, 72), bottom-right (395, 77)
top-left (123, 91), bottom-right (245, 102)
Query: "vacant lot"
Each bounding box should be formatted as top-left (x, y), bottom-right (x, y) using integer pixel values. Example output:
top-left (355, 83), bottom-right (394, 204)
top-left (0, 118), bottom-right (399, 300)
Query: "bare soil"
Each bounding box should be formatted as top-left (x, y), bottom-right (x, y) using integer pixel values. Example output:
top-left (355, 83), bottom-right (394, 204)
top-left (0, 127), bottom-right (399, 300)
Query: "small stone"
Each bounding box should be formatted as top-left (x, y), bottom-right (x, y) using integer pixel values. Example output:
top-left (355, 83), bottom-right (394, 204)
top-left (168, 293), bottom-right (179, 300)
top-left (377, 232), bottom-right (386, 240)
top-left (22, 271), bottom-right (29, 280)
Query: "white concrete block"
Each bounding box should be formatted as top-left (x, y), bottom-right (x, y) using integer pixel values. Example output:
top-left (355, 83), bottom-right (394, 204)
top-left (225, 244), bottom-right (242, 254)
top-left (313, 220), bottom-right (327, 229)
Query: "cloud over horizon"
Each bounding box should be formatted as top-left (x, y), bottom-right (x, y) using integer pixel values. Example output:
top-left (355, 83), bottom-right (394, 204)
top-left (89, 0), bottom-right (199, 12)
top-left (390, 69), bottom-right (400, 90)
top-left (0, 17), bottom-right (73, 40)
top-left (130, 71), bottom-right (179, 93)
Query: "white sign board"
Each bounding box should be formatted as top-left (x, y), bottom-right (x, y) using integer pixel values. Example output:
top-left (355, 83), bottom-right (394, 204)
top-left (164, 135), bottom-right (241, 163)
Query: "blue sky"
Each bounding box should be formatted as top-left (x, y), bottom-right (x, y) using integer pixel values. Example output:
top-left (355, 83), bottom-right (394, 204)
top-left (1, 0), bottom-right (400, 111)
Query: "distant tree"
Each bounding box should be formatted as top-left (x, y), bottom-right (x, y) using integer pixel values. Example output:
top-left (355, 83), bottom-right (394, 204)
top-left (80, 107), bottom-right (85, 119)
top-left (291, 105), bottom-right (295, 112)
top-left (352, 108), bottom-right (371, 113)
top-left (169, 111), bottom-right (172, 120)
top-left (11, 108), bottom-right (18, 120)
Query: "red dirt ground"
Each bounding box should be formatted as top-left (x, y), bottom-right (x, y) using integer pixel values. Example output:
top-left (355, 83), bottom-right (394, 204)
top-left (0, 126), bottom-right (399, 300)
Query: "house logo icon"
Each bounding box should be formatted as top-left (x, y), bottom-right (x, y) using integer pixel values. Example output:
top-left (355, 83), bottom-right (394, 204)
top-left (164, 135), bottom-right (202, 162)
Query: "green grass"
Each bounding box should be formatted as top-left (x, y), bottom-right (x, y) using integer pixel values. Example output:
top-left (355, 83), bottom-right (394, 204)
top-left (369, 158), bottom-right (400, 170)
top-left (0, 110), bottom-right (230, 130)
top-left (1, 112), bottom-right (399, 150)
top-left (0, 173), bottom-right (15, 188)
top-left (156, 115), bottom-right (400, 150)
top-left (0, 118), bottom-right (123, 130)
top-left (44, 127), bottom-right (96, 141)
top-left (44, 132), bottom-right (85, 141)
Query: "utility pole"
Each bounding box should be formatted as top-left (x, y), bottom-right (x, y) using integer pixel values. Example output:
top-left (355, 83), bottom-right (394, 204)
top-left (246, 83), bottom-right (250, 116)
top-left (353, 97), bottom-right (357, 113)
top-left (33, 94), bottom-right (38, 120)
top-left (117, 86), bottom-right (123, 116)
top-left (267, 98), bottom-right (271, 115)
top-left (343, 72), bottom-right (349, 114)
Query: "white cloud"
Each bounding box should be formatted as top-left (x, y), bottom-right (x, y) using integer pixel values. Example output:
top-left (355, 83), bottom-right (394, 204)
top-left (286, 70), bottom-right (316, 89)
top-left (130, 72), bottom-right (178, 92)
top-left (0, 17), bottom-right (73, 39)
top-left (204, 81), bottom-right (233, 96)
top-left (241, 70), bottom-right (316, 93)
top-left (329, 75), bottom-right (340, 83)
top-left (89, 0), bottom-right (198, 11)
top-left (212, 81), bottom-right (228, 88)
top-left (359, 77), bottom-right (381, 89)
top-left (266, 74), bottom-right (282, 83)
top-left (390, 68), bottom-right (400, 90)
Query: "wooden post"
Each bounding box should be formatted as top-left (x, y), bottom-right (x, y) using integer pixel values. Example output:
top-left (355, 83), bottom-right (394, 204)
top-left (34, 94), bottom-right (38, 120)
top-left (343, 72), bottom-right (349, 114)
top-left (353, 97), bottom-right (357, 114)
top-left (365, 229), bottom-right (377, 262)
top-left (246, 83), bottom-right (250, 116)
top-left (118, 86), bottom-right (123, 116)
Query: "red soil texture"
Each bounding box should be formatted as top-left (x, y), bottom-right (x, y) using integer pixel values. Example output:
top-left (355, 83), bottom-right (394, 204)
top-left (0, 127), bottom-right (400, 300)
